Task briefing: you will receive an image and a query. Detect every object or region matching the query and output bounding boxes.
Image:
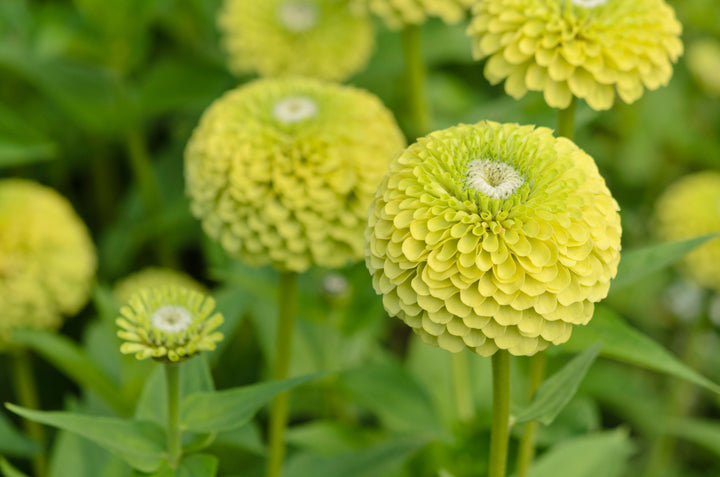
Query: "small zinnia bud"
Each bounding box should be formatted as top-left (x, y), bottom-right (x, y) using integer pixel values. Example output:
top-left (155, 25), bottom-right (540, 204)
top-left (113, 267), bottom-right (206, 305)
top-left (0, 179), bottom-right (96, 348)
top-left (116, 287), bottom-right (224, 363)
top-left (655, 172), bottom-right (720, 292)
top-left (687, 39), bottom-right (720, 97)
top-left (351, 0), bottom-right (475, 28)
top-left (185, 77), bottom-right (405, 272)
top-left (218, 0), bottom-right (374, 82)
top-left (365, 121), bottom-right (622, 356)
top-left (467, 0), bottom-right (683, 110)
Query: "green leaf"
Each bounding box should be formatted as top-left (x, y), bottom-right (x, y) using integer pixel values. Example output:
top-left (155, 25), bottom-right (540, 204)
top-left (285, 421), bottom-right (378, 455)
top-left (49, 429), bottom-right (130, 477)
top-left (284, 437), bottom-right (427, 477)
top-left (527, 429), bottom-right (634, 477)
top-left (0, 411), bottom-right (37, 457)
top-left (11, 328), bottom-right (132, 416)
top-left (667, 418), bottom-right (720, 457)
top-left (0, 457), bottom-right (29, 477)
top-left (340, 362), bottom-right (445, 435)
top-left (181, 373), bottom-right (323, 434)
top-left (0, 103), bottom-right (56, 168)
top-left (561, 306), bottom-right (720, 393)
top-left (515, 343), bottom-right (602, 426)
top-left (214, 424), bottom-right (265, 455)
top-left (612, 234), bottom-right (719, 291)
top-left (140, 454), bottom-right (218, 477)
top-left (6, 404), bottom-right (165, 473)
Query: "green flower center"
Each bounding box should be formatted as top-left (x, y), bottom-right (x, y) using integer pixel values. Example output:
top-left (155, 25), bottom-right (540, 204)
top-left (465, 159), bottom-right (524, 200)
top-left (278, 1), bottom-right (318, 33)
top-left (150, 305), bottom-right (193, 334)
top-left (570, 0), bottom-right (608, 7)
top-left (273, 96), bottom-right (318, 124)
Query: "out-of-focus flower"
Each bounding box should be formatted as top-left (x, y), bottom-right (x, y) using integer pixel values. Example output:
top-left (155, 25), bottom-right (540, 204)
top-left (185, 77), bottom-right (405, 272)
top-left (218, 0), bottom-right (374, 81)
top-left (365, 121), bottom-right (621, 356)
top-left (687, 39), bottom-right (720, 97)
top-left (467, 0), bottom-right (683, 110)
top-left (656, 172), bottom-right (720, 292)
top-left (116, 287), bottom-right (224, 362)
top-left (351, 0), bottom-right (475, 28)
top-left (114, 267), bottom-right (206, 305)
top-left (0, 179), bottom-right (96, 348)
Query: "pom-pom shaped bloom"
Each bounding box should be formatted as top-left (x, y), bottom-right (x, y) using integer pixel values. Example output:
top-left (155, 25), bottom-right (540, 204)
top-left (467, 0), bottom-right (683, 110)
top-left (687, 39), bottom-right (720, 97)
top-left (114, 267), bottom-right (206, 305)
top-left (655, 172), bottom-right (720, 292)
top-left (365, 121), bottom-right (622, 356)
top-left (351, 0), bottom-right (475, 28)
top-left (186, 77), bottom-right (405, 272)
top-left (218, 0), bottom-right (374, 81)
top-left (117, 287), bottom-right (224, 362)
top-left (0, 179), bottom-right (96, 348)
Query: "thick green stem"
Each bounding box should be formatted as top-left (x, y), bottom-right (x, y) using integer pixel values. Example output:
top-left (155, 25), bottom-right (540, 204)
top-left (452, 351), bottom-right (474, 422)
top-left (165, 364), bottom-right (182, 468)
top-left (402, 25), bottom-right (430, 138)
top-left (556, 97), bottom-right (577, 140)
top-left (266, 272), bottom-right (298, 477)
top-left (489, 350), bottom-right (511, 477)
top-left (11, 351), bottom-right (47, 477)
top-left (515, 353), bottom-right (547, 477)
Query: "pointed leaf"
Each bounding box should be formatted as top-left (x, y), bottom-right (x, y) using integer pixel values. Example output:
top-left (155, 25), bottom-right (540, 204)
top-left (667, 418), bottom-right (720, 457)
top-left (0, 411), bottom-right (37, 457)
top-left (0, 103), bottom-right (55, 168)
top-left (612, 234), bottom-right (719, 291)
top-left (561, 306), bottom-right (720, 393)
top-left (515, 344), bottom-right (601, 426)
top-left (6, 404), bottom-right (165, 473)
top-left (181, 373), bottom-right (323, 434)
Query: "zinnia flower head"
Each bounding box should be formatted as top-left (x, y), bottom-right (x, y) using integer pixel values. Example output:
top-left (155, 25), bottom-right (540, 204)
top-left (218, 0), bottom-right (374, 82)
top-left (114, 267), bottom-right (206, 305)
top-left (116, 287), bottom-right (224, 362)
top-left (186, 77), bottom-right (405, 272)
top-left (0, 179), bottom-right (96, 349)
top-left (365, 121), bottom-right (622, 356)
top-left (351, 0), bottom-right (475, 28)
top-left (687, 39), bottom-right (720, 97)
top-left (655, 172), bottom-right (720, 292)
top-left (467, 0), bottom-right (683, 110)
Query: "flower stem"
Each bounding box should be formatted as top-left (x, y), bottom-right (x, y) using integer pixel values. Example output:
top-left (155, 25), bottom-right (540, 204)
top-left (401, 25), bottom-right (430, 138)
top-left (452, 351), bottom-right (474, 422)
top-left (556, 96), bottom-right (577, 140)
top-left (165, 363), bottom-right (182, 468)
top-left (489, 350), bottom-right (511, 477)
top-left (267, 271), bottom-right (298, 477)
top-left (11, 351), bottom-right (47, 477)
top-left (515, 353), bottom-right (547, 477)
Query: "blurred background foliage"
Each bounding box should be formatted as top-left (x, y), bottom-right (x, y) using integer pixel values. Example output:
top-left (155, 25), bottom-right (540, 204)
top-left (0, 0), bottom-right (720, 476)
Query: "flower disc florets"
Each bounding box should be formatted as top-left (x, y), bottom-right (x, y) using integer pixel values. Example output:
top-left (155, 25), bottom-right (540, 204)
top-left (0, 179), bottom-right (96, 349)
top-left (655, 172), bottom-right (720, 292)
top-left (365, 121), bottom-right (622, 356)
top-left (116, 287), bottom-right (224, 363)
top-left (185, 77), bottom-right (405, 272)
top-left (467, 0), bottom-right (683, 110)
top-left (218, 0), bottom-right (374, 81)
top-left (351, 0), bottom-right (475, 28)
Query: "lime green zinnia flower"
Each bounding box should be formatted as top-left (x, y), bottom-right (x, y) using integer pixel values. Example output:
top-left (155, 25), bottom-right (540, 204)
top-left (687, 39), bottom-right (720, 97)
top-left (467, 0), bottom-right (683, 110)
top-left (114, 267), bottom-right (206, 305)
top-left (365, 121), bottom-right (622, 356)
top-left (0, 179), bottom-right (96, 348)
top-left (117, 287), bottom-right (224, 362)
top-left (351, 0), bottom-right (475, 28)
top-left (656, 172), bottom-right (720, 292)
top-left (218, 0), bottom-right (374, 81)
top-left (185, 77), bottom-right (405, 272)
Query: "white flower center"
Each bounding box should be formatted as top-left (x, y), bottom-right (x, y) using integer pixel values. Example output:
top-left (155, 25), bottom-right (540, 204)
top-left (273, 96), bottom-right (318, 124)
top-left (465, 159), bottom-right (524, 200)
top-left (571, 0), bottom-right (608, 7)
top-left (151, 306), bottom-right (193, 334)
top-left (278, 1), bottom-right (318, 33)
